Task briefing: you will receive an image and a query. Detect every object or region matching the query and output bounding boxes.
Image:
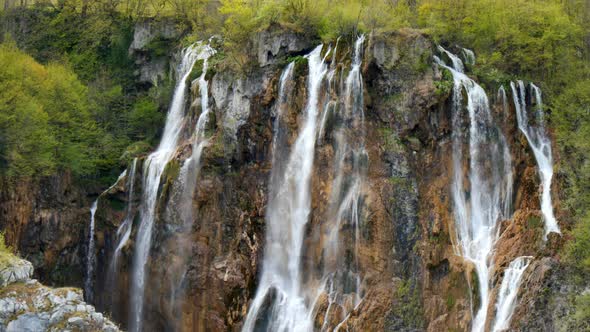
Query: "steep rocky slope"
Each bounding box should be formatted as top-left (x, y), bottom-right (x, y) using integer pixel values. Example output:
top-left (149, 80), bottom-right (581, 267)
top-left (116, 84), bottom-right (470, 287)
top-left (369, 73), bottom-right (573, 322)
top-left (0, 22), bottom-right (573, 332)
top-left (0, 251), bottom-right (120, 331)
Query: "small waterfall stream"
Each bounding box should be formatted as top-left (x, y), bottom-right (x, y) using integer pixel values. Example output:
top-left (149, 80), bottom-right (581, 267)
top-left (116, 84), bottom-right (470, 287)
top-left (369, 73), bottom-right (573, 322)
top-left (166, 44), bottom-right (215, 316)
top-left (318, 35), bottom-right (367, 330)
top-left (511, 81), bottom-right (560, 239)
top-left (129, 43), bottom-right (211, 332)
top-left (492, 256), bottom-right (533, 332)
top-left (109, 158), bottom-right (138, 278)
top-left (85, 200), bottom-right (98, 302)
top-left (85, 169), bottom-right (127, 303)
top-left (435, 46), bottom-right (513, 332)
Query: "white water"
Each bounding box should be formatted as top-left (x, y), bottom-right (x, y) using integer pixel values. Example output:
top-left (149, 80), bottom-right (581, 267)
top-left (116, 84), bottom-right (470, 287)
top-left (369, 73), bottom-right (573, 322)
top-left (462, 48), bottom-right (476, 66)
top-left (178, 44), bottom-right (216, 225)
top-left (316, 35), bottom-right (366, 329)
top-left (129, 44), bottom-right (211, 332)
top-left (107, 158), bottom-right (138, 292)
top-left (492, 256), bottom-right (533, 332)
top-left (85, 200), bottom-right (98, 302)
top-left (166, 45), bottom-right (215, 315)
top-left (242, 44), bottom-right (330, 332)
top-left (435, 47), bottom-right (513, 332)
top-left (85, 169), bottom-right (127, 302)
top-left (511, 81), bottom-right (560, 239)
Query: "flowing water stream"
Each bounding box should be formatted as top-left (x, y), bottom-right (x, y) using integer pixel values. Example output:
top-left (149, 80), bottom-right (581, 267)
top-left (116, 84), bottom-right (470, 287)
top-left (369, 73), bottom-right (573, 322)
top-left (85, 169), bottom-right (127, 303)
top-left (435, 46), bottom-right (513, 332)
top-left (243, 35), bottom-right (368, 332)
top-left (511, 81), bottom-right (560, 239)
top-left (492, 256), bottom-right (533, 332)
top-left (129, 43), bottom-right (212, 332)
top-left (242, 43), bottom-right (330, 332)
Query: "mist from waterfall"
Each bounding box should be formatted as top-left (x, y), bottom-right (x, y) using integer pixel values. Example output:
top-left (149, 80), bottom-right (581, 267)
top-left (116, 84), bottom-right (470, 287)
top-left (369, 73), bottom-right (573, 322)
top-left (511, 81), bottom-right (560, 239)
top-left (435, 46), bottom-right (513, 332)
top-left (129, 43), bottom-right (211, 332)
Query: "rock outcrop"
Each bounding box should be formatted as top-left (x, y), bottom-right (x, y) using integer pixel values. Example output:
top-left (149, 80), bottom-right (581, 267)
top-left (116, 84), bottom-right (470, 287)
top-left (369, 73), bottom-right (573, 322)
top-left (0, 253), bottom-right (120, 332)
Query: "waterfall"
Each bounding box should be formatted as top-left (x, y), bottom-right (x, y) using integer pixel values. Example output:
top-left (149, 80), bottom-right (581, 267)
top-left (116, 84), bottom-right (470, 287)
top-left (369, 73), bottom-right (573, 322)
top-left (244, 35), bottom-right (368, 332)
top-left (242, 44), bottom-right (330, 332)
top-left (129, 43), bottom-right (210, 332)
top-left (319, 35), bottom-right (367, 330)
top-left (166, 44), bottom-right (215, 316)
top-left (85, 169), bottom-right (127, 303)
top-left (435, 47), bottom-right (513, 332)
top-left (492, 256), bottom-right (533, 332)
top-left (510, 81), bottom-right (560, 239)
top-left (106, 158), bottom-right (138, 303)
top-left (497, 86), bottom-right (513, 218)
top-left (462, 48), bottom-right (476, 66)
top-left (84, 200), bottom-right (98, 302)
top-left (177, 44), bottom-right (215, 227)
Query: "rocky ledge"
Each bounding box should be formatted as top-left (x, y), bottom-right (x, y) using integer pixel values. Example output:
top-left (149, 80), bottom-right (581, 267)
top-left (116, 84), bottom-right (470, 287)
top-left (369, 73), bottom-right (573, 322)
top-left (0, 254), bottom-right (120, 332)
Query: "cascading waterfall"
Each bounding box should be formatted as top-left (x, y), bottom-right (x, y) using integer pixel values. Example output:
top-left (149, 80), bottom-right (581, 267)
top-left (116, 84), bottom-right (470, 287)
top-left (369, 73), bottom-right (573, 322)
top-left (166, 44), bottom-right (215, 314)
top-left (244, 35), bottom-right (368, 332)
top-left (435, 46), bottom-right (513, 332)
top-left (242, 44), bottom-right (330, 332)
top-left (510, 81), bottom-right (560, 239)
top-left (106, 158), bottom-right (138, 300)
top-left (318, 35), bottom-right (367, 330)
top-left (177, 44), bottom-right (215, 227)
top-left (492, 256), bottom-right (533, 332)
top-left (85, 169), bottom-right (127, 302)
top-left (129, 43), bottom-right (210, 332)
top-left (497, 86), bottom-right (513, 218)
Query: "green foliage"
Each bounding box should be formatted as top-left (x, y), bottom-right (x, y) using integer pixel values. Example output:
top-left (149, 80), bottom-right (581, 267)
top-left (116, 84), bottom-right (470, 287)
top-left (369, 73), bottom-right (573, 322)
top-left (393, 279), bottom-right (424, 329)
top-left (574, 293), bottom-right (590, 329)
top-left (187, 59), bottom-right (205, 83)
top-left (434, 67), bottom-right (453, 97)
top-left (0, 232), bottom-right (14, 268)
top-left (128, 97), bottom-right (163, 143)
top-left (0, 42), bottom-right (102, 178)
top-left (418, 0), bottom-right (586, 85)
top-left (120, 141), bottom-right (152, 165)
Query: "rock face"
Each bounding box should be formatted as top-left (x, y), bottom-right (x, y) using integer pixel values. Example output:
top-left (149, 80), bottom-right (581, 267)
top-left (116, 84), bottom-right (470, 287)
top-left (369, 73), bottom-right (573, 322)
top-left (0, 26), bottom-right (572, 332)
top-left (0, 254), bottom-right (120, 332)
top-left (0, 173), bottom-right (90, 287)
top-left (128, 19), bottom-right (182, 85)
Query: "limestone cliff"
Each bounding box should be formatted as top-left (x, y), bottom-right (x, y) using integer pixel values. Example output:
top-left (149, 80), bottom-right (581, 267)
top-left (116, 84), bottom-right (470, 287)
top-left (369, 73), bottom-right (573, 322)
top-left (0, 23), bottom-right (574, 332)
